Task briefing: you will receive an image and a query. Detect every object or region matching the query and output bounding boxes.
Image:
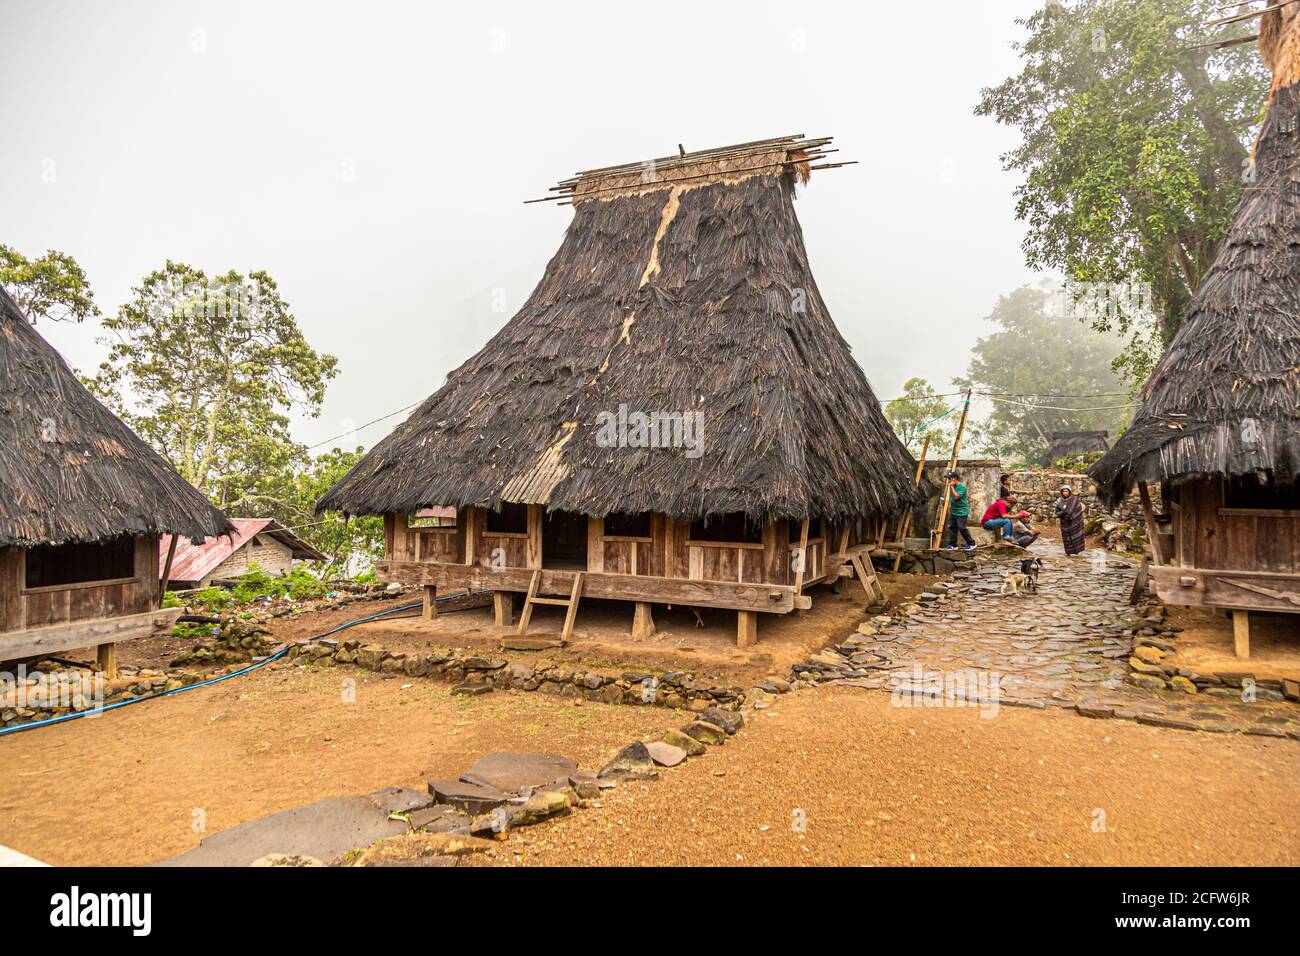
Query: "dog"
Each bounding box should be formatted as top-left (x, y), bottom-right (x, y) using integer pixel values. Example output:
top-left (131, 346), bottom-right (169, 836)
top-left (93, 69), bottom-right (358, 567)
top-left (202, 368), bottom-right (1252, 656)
top-left (1001, 557), bottom-right (1043, 596)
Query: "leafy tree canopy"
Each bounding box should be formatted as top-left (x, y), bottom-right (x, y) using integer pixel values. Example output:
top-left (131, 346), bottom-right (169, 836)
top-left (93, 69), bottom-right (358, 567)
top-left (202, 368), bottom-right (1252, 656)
top-left (90, 261), bottom-right (339, 511)
top-left (976, 0), bottom-right (1267, 370)
top-left (958, 285), bottom-right (1132, 466)
top-left (884, 377), bottom-right (959, 453)
top-left (0, 244), bottom-right (99, 323)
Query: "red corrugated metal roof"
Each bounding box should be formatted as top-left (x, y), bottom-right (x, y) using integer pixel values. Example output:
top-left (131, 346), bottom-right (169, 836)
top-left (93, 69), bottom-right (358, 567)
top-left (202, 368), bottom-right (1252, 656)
top-left (160, 518), bottom-right (325, 585)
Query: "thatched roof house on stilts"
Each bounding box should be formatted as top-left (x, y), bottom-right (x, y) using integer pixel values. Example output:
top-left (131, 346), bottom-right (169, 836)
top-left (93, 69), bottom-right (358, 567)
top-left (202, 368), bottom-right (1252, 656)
top-left (1091, 2), bottom-right (1300, 658)
top-left (0, 285), bottom-right (231, 675)
top-left (319, 135), bottom-right (922, 645)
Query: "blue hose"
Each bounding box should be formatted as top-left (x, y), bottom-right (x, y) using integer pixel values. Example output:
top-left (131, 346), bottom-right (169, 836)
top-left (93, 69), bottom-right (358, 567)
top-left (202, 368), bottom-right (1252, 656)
top-left (0, 594), bottom-right (450, 738)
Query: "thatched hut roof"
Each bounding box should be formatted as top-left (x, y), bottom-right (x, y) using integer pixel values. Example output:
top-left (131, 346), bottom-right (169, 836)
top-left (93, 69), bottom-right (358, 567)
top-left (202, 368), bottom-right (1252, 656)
top-left (320, 135), bottom-right (922, 524)
top-left (1091, 5), bottom-right (1300, 507)
top-left (0, 284), bottom-right (232, 547)
top-left (1045, 430), bottom-right (1109, 462)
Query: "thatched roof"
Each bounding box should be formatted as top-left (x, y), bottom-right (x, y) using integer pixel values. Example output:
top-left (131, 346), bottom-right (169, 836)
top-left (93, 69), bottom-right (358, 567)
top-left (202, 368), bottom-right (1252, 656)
top-left (0, 283), bottom-right (232, 547)
top-left (1045, 430), bottom-right (1109, 462)
top-left (320, 135), bottom-right (922, 524)
top-left (1091, 8), bottom-right (1300, 507)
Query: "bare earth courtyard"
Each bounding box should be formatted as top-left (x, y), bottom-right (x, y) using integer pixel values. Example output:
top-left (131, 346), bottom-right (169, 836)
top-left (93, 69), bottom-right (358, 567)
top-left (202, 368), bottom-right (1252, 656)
top-left (1, 629), bottom-right (1296, 867)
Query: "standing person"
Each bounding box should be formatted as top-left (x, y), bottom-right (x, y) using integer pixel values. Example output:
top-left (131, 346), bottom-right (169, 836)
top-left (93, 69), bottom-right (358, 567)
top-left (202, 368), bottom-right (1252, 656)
top-left (940, 471), bottom-right (976, 550)
top-left (980, 493), bottom-right (1018, 542)
top-left (1055, 485), bottom-right (1087, 556)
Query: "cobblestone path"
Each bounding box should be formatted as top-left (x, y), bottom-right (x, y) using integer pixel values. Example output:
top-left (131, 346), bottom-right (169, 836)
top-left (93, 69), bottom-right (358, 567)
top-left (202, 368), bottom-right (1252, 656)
top-left (792, 546), bottom-right (1300, 738)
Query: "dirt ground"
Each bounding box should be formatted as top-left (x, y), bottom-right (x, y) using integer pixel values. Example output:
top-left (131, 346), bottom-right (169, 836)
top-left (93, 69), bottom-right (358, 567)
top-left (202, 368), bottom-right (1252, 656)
top-left (1163, 605), bottom-right (1300, 681)
top-left (469, 686), bottom-right (1300, 867)
top-left (0, 663), bottom-right (681, 866)
top-left (89, 573), bottom-right (940, 687)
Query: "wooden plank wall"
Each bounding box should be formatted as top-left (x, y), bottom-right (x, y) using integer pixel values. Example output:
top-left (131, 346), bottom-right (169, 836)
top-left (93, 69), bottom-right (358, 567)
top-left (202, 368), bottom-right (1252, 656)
top-left (1179, 479), bottom-right (1300, 574)
top-left (382, 508), bottom-right (890, 589)
top-left (0, 536), bottom-right (157, 635)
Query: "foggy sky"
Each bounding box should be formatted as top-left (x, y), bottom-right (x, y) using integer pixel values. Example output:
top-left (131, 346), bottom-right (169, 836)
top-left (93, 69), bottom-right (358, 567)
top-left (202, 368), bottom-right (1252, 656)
top-left (1, 0), bottom-right (1044, 452)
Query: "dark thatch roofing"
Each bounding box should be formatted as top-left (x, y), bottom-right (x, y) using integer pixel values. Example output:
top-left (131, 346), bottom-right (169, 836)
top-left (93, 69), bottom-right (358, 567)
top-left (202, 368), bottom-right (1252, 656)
top-left (1091, 70), bottom-right (1300, 508)
top-left (1045, 430), bottom-right (1109, 462)
top-left (320, 136), bottom-right (923, 524)
top-left (0, 283), bottom-right (232, 547)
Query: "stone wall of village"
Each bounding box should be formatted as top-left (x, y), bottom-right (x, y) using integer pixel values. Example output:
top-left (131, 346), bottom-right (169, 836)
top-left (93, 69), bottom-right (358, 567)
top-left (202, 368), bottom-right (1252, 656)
top-left (1004, 469), bottom-right (1159, 527)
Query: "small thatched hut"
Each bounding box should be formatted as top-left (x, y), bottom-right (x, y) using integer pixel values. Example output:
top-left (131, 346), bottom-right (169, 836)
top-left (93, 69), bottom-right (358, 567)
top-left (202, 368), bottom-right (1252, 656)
top-left (1044, 430), bottom-right (1109, 465)
top-left (320, 135), bottom-right (922, 644)
top-left (0, 284), bottom-right (231, 674)
top-left (1091, 2), bottom-right (1300, 656)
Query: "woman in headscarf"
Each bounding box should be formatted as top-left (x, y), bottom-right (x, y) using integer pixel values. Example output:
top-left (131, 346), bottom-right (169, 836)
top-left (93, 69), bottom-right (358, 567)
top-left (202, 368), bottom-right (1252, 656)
top-left (1054, 485), bottom-right (1086, 556)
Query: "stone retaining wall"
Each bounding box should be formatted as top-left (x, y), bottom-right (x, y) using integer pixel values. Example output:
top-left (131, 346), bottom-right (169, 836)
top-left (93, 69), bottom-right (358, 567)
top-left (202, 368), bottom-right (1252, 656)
top-left (290, 638), bottom-right (747, 711)
top-left (1005, 469), bottom-right (1159, 525)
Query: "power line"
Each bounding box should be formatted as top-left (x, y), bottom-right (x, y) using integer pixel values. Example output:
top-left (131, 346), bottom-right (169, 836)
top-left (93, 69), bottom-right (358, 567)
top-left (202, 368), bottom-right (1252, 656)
top-left (306, 399), bottom-right (424, 452)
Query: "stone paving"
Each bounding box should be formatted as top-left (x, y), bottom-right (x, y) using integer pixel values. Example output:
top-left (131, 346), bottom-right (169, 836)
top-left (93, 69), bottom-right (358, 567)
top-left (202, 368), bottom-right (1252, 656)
top-left (793, 545), bottom-right (1300, 739)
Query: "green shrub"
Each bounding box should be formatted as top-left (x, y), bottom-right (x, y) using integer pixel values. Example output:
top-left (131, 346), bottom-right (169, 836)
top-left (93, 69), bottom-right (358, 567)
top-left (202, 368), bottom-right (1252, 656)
top-left (191, 587), bottom-right (232, 611)
top-left (284, 567), bottom-right (327, 601)
top-left (171, 622), bottom-right (217, 640)
top-left (161, 591), bottom-right (182, 609)
top-left (231, 564), bottom-right (287, 604)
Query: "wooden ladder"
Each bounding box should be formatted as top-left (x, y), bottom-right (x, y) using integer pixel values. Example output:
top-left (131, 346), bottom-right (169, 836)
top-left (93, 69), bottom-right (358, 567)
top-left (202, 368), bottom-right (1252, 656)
top-left (517, 570), bottom-right (584, 642)
top-left (849, 553), bottom-right (887, 605)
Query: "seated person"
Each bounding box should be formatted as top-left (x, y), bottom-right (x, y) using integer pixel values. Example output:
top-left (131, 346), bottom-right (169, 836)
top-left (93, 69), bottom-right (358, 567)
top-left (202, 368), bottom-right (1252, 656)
top-left (980, 494), bottom-right (1017, 542)
top-left (1011, 510), bottom-right (1040, 548)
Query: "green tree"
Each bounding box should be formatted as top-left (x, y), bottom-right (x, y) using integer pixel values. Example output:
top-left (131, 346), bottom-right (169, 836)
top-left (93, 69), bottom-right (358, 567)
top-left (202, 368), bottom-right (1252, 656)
top-left (884, 377), bottom-right (958, 453)
top-left (245, 447), bottom-right (384, 579)
top-left (975, 0), bottom-right (1267, 359)
top-left (90, 261), bottom-right (338, 509)
top-left (0, 245), bottom-right (99, 323)
top-left (960, 286), bottom-right (1132, 465)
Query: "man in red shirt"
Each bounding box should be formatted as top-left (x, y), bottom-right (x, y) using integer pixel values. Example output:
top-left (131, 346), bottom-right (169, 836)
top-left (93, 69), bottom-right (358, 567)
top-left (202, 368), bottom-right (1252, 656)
top-left (980, 494), bottom-right (1018, 542)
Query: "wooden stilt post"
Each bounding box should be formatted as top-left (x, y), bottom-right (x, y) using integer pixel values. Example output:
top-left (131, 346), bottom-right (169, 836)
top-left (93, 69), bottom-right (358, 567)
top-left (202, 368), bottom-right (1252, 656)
top-left (158, 534), bottom-right (178, 609)
top-left (422, 585), bottom-right (438, 621)
top-left (632, 602), bottom-right (655, 640)
top-left (1233, 609), bottom-right (1250, 659)
top-left (930, 388), bottom-right (973, 549)
top-left (894, 434), bottom-right (931, 573)
top-left (493, 591), bottom-right (514, 627)
top-left (1138, 482), bottom-right (1164, 566)
top-left (737, 610), bottom-right (758, 648)
top-left (96, 642), bottom-right (117, 678)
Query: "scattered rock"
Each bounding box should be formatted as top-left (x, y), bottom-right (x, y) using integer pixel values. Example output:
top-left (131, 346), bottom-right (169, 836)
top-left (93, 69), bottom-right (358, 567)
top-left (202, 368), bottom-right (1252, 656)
top-left (644, 741), bottom-right (687, 767)
top-left (452, 682), bottom-right (493, 696)
top-left (659, 729), bottom-right (706, 756)
top-left (681, 721), bottom-right (728, 745)
top-left (1168, 675), bottom-right (1198, 694)
top-left (597, 741), bottom-right (659, 780)
top-left (509, 790), bottom-right (572, 826)
top-left (1132, 645), bottom-right (1166, 665)
top-left (699, 707), bottom-right (744, 735)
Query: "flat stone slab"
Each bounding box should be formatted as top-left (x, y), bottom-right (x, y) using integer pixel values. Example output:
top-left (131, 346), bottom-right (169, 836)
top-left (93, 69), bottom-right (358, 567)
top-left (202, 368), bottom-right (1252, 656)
top-left (644, 741), bottom-right (687, 767)
top-left (426, 779), bottom-right (512, 815)
top-left (500, 637), bottom-right (565, 651)
top-left (370, 786), bottom-right (434, 815)
top-left (460, 753), bottom-right (579, 793)
top-left (158, 793), bottom-right (409, 867)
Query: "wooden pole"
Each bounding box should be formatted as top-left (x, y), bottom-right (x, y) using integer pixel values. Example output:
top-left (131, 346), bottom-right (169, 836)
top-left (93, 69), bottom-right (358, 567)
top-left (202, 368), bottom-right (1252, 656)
top-left (158, 534), bottom-right (178, 609)
top-left (930, 388), bottom-right (973, 549)
top-left (1138, 482), bottom-right (1164, 566)
top-left (1233, 609), bottom-right (1250, 659)
top-left (893, 434), bottom-right (932, 573)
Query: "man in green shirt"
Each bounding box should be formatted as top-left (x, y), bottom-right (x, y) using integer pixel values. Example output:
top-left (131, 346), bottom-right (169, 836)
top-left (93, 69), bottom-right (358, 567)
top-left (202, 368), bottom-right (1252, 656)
top-left (941, 470), bottom-right (976, 549)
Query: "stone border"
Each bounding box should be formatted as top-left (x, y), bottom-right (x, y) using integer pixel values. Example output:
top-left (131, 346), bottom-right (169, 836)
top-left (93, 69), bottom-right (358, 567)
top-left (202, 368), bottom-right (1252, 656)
top-left (287, 636), bottom-right (749, 712)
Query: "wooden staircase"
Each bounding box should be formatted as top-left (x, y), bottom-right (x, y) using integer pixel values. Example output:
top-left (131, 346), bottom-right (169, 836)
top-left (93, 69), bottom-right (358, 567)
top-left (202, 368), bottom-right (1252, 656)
top-left (517, 570), bottom-right (584, 642)
top-left (848, 551), bottom-right (887, 605)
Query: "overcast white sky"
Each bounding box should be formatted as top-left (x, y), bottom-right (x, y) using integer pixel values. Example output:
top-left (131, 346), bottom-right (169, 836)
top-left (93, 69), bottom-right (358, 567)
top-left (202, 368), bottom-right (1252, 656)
top-left (2, 0), bottom-right (1045, 451)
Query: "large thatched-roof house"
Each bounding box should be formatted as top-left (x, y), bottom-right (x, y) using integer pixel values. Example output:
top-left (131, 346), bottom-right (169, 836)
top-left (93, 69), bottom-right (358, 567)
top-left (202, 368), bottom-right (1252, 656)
top-left (320, 135), bottom-right (921, 644)
top-left (0, 284), bottom-right (231, 674)
top-left (1091, 3), bottom-right (1300, 657)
